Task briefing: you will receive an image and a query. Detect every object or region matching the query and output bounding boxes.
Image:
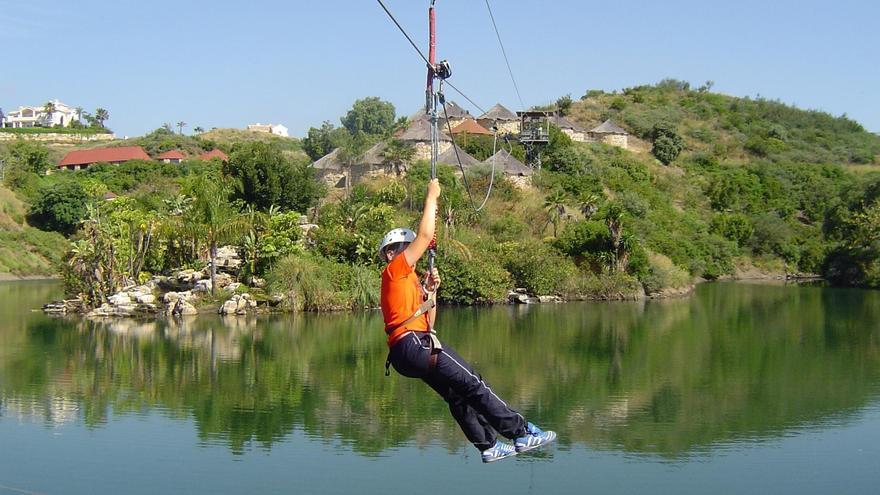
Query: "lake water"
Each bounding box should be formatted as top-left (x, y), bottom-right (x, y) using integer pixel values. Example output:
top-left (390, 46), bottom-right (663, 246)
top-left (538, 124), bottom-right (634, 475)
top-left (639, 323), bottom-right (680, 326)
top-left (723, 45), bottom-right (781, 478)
top-left (1, 281), bottom-right (879, 494)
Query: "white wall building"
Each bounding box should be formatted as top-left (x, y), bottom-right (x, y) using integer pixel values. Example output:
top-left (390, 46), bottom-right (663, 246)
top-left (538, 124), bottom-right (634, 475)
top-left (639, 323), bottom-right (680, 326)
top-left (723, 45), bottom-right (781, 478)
top-left (246, 123), bottom-right (289, 137)
top-left (1, 99), bottom-right (80, 128)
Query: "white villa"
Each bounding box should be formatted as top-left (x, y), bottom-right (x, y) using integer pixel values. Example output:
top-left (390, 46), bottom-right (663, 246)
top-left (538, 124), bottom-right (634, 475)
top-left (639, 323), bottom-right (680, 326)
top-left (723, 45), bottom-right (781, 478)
top-left (1, 99), bottom-right (80, 128)
top-left (246, 123), bottom-right (289, 137)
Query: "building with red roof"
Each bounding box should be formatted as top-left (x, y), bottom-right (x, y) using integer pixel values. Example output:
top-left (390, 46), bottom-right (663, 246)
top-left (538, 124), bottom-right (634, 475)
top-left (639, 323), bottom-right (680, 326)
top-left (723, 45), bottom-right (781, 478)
top-left (197, 149), bottom-right (228, 162)
top-left (450, 118), bottom-right (494, 136)
top-left (58, 146), bottom-right (151, 170)
top-left (157, 150), bottom-right (186, 164)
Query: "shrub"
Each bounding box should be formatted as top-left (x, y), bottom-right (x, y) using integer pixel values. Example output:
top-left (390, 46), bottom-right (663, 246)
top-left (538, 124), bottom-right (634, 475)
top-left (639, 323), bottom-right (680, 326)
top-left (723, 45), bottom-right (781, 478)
top-left (437, 244), bottom-right (511, 304)
top-left (500, 240), bottom-right (578, 295)
top-left (28, 181), bottom-right (91, 235)
top-left (641, 252), bottom-right (692, 294)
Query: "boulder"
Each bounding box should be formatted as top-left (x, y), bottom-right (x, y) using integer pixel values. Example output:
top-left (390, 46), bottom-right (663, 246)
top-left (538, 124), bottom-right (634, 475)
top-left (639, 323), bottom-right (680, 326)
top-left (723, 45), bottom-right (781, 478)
top-left (135, 294), bottom-right (156, 305)
top-left (226, 282), bottom-right (242, 293)
top-left (213, 272), bottom-right (234, 289)
top-left (213, 246), bottom-right (242, 273)
top-left (193, 279), bottom-right (213, 293)
top-left (108, 292), bottom-right (132, 306)
top-left (537, 295), bottom-right (563, 304)
top-left (177, 301), bottom-right (198, 315)
top-left (163, 292), bottom-right (181, 304)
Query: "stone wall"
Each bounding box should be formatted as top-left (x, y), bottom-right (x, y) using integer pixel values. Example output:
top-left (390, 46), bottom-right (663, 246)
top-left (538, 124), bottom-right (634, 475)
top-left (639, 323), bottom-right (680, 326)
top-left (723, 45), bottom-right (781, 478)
top-left (0, 132), bottom-right (116, 143)
top-left (561, 129), bottom-right (587, 142)
top-left (479, 119), bottom-right (520, 135)
top-left (412, 141), bottom-right (452, 161)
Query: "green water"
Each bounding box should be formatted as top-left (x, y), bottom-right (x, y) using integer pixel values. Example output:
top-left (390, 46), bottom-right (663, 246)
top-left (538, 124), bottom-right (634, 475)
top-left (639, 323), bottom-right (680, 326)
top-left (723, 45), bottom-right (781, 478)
top-left (1, 281), bottom-right (879, 494)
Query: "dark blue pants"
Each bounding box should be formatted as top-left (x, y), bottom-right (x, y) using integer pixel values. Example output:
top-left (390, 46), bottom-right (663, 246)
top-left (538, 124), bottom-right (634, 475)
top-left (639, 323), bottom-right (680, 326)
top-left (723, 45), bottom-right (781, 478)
top-left (389, 331), bottom-right (527, 451)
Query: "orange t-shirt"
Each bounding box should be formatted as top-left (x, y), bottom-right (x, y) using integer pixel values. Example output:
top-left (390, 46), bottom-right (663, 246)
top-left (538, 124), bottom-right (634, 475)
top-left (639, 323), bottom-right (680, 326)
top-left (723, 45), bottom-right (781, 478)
top-left (381, 253), bottom-right (429, 346)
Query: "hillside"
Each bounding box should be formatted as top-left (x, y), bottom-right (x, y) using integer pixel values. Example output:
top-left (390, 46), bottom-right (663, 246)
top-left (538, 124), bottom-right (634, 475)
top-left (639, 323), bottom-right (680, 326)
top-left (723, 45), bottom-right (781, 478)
top-left (569, 80), bottom-right (880, 166)
top-left (0, 185), bottom-right (68, 279)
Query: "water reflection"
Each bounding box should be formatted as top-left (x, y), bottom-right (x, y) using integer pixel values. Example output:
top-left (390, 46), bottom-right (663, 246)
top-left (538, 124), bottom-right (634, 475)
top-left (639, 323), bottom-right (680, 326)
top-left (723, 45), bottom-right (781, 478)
top-left (1, 282), bottom-right (878, 457)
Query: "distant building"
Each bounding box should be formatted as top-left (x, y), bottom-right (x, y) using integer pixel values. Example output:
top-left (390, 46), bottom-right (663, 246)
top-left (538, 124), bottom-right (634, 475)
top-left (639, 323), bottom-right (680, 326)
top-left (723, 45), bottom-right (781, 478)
top-left (397, 115), bottom-right (452, 160)
top-left (437, 144), bottom-right (483, 172)
top-left (103, 191), bottom-right (119, 201)
top-left (478, 103), bottom-right (520, 135)
top-left (450, 119), bottom-right (494, 137)
top-left (312, 142), bottom-right (393, 189)
top-left (587, 119), bottom-right (629, 149)
top-left (551, 113), bottom-right (588, 142)
top-left (157, 150), bottom-right (186, 164)
top-left (246, 123), bottom-right (289, 137)
top-left (197, 149), bottom-right (229, 162)
top-left (58, 146), bottom-right (150, 171)
top-left (2, 99), bottom-right (80, 128)
top-left (485, 149), bottom-right (532, 188)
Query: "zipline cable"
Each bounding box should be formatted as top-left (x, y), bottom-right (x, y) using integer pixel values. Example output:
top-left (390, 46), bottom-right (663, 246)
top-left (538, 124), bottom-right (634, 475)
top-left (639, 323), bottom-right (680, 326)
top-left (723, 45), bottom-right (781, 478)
top-left (442, 98), bottom-right (495, 213)
top-left (376, 0), bottom-right (432, 68)
top-left (484, 0), bottom-right (525, 110)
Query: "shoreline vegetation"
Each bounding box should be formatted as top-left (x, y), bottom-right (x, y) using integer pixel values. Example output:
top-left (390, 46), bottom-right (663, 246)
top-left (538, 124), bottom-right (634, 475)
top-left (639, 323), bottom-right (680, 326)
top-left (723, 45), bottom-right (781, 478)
top-left (0, 80), bottom-right (876, 318)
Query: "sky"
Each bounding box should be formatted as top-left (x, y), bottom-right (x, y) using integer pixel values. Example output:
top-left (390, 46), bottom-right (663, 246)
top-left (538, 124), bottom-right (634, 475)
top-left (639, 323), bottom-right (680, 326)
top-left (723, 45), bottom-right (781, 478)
top-left (1, 0), bottom-right (877, 137)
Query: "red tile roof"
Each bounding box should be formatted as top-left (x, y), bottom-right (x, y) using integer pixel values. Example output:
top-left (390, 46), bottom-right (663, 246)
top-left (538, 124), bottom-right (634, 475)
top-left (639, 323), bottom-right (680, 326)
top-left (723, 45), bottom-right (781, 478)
top-left (157, 150), bottom-right (186, 160)
top-left (59, 146), bottom-right (151, 168)
top-left (198, 149), bottom-right (228, 161)
top-left (450, 119), bottom-right (493, 136)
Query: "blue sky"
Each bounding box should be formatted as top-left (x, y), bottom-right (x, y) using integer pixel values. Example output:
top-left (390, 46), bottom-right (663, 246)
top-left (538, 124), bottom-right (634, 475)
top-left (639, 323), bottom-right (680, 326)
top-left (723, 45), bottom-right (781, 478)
top-left (2, 0), bottom-right (877, 137)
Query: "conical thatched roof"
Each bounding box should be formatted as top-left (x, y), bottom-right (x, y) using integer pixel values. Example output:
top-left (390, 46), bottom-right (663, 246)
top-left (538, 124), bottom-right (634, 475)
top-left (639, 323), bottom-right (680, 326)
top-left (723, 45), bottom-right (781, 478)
top-left (551, 114), bottom-right (585, 132)
top-left (450, 119), bottom-right (493, 136)
top-left (312, 148), bottom-right (342, 170)
top-left (590, 119), bottom-right (628, 135)
top-left (437, 144), bottom-right (482, 169)
top-left (442, 100), bottom-right (471, 119)
top-left (398, 116), bottom-right (452, 142)
top-left (478, 103), bottom-right (518, 121)
top-left (486, 149), bottom-right (532, 176)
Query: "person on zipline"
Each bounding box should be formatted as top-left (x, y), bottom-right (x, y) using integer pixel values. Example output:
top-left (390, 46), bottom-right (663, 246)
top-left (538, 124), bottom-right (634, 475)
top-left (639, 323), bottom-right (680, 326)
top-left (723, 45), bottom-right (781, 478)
top-left (379, 178), bottom-right (556, 463)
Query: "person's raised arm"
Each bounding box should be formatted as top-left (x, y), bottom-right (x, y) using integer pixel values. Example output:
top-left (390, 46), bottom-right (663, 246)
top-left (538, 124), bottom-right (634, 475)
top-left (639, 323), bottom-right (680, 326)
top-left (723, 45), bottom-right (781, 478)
top-left (403, 178), bottom-right (440, 267)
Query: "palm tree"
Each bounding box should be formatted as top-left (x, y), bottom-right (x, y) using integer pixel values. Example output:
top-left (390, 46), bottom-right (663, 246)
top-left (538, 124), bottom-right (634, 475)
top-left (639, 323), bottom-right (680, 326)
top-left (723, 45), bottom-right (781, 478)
top-left (381, 139), bottom-right (414, 177)
top-left (578, 193), bottom-right (601, 220)
top-left (193, 126), bottom-right (204, 134)
top-left (543, 190), bottom-right (568, 237)
top-left (187, 175), bottom-right (248, 295)
top-left (42, 101), bottom-right (57, 126)
top-left (162, 122), bottom-right (173, 133)
top-left (177, 121), bottom-right (187, 135)
top-left (95, 108), bottom-right (109, 127)
top-left (604, 203), bottom-right (625, 271)
top-left (338, 133), bottom-right (370, 195)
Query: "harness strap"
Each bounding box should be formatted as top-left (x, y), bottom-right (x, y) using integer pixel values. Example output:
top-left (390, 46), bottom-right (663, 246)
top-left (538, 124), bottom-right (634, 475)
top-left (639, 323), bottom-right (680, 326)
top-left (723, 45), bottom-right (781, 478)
top-left (385, 293), bottom-right (435, 336)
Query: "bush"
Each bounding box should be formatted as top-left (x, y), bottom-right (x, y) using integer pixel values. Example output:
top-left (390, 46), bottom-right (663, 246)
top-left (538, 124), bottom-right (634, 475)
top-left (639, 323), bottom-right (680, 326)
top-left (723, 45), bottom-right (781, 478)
top-left (641, 252), bottom-right (692, 294)
top-left (267, 254), bottom-right (379, 311)
top-left (28, 181), bottom-right (91, 235)
top-left (437, 244), bottom-right (511, 304)
top-left (500, 240), bottom-right (578, 295)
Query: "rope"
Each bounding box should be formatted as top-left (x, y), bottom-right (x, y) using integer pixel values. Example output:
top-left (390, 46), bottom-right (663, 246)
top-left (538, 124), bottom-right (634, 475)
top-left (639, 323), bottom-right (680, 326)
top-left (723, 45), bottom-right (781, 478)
top-left (484, 0), bottom-right (525, 110)
top-left (375, 0), bottom-right (432, 68)
top-left (445, 81), bottom-right (488, 117)
top-left (442, 99), bottom-right (495, 212)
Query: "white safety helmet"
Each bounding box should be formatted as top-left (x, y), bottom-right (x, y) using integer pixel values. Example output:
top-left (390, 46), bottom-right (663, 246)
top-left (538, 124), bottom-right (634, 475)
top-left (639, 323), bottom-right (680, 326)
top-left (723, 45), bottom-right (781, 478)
top-left (378, 228), bottom-right (416, 260)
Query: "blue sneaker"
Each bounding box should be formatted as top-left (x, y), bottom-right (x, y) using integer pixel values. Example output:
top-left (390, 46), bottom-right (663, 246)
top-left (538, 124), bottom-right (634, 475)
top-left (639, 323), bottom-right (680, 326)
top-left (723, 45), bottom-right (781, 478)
top-left (515, 422), bottom-right (557, 453)
top-left (481, 440), bottom-right (517, 463)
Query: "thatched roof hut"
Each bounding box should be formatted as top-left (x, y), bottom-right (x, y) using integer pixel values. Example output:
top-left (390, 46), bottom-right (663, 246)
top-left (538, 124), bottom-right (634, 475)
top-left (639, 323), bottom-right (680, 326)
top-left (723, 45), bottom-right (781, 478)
top-left (437, 144), bottom-right (483, 170)
top-left (486, 149), bottom-right (532, 176)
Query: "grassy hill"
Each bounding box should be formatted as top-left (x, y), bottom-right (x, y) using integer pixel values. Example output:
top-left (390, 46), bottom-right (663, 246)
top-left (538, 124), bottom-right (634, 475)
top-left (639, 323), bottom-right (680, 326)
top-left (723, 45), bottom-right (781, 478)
top-left (0, 185), bottom-right (68, 278)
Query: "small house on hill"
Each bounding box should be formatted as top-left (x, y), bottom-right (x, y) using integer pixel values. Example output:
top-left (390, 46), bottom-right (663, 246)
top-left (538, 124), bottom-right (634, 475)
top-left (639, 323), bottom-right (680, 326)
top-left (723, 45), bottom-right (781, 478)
top-left (437, 144), bottom-right (483, 171)
top-left (58, 146), bottom-right (150, 171)
top-left (551, 114), bottom-right (587, 142)
top-left (157, 150), bottom-right (186, 164)
top-left (397, 116), bottom-right (452, 160)
top-left (486, 149), bottom-right (532, 188)
top-left (450, 119), bottom-right (493, 137)
top-left (197, 149), bottom-right (229, 162)
top-left (587, 119), bottom-right (629, 149)
top-left (478, 104), bottom-right (520, 134)
top-left (311, 142), bottom-right (394, 189)
top-left (440, 101), bottom-right (472, 129)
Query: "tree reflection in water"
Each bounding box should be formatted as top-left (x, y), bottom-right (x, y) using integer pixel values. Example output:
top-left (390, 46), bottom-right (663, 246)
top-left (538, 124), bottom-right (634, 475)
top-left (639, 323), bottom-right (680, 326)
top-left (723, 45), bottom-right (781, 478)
top-left (1, 282), bottom-right (878, 457)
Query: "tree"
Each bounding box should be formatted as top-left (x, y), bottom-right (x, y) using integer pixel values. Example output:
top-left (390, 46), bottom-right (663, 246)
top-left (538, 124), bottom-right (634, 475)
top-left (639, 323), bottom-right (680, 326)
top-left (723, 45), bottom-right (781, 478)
top-left (29, 181), bottom-right (92, 235)
top-left (4, 139), bottom-right (51, 174)
top-left (186, 175), bottom-right (248, 295)
top-left (95, 108), bottom-right (109, 128)
top-left (193, 126), bottom-right (204, 134)
top-left (556, 94), bottom-right (573, 116)
top-left (337, 132), bottom-right (372, 195)
top-left (177, 121), bottom-right (187, 135)
top-left (543, 190), bottom-right (568, 237)
top-left (380, 139), bottom-right (414, 177)
top-left (42, 101), bottom-right (57, 126)
top-left (578, 193), bottom-right (601, 220)
top-left (224, 142), bottom-right (325, 212)
top-left (651, 121), bottom-right (684, 165)
top-left (340, 97), bottom-right (396, 136)
top-left (303, 121), bottom-right (346, 161)
top-left (162, 122), bottom-right (173, 132)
